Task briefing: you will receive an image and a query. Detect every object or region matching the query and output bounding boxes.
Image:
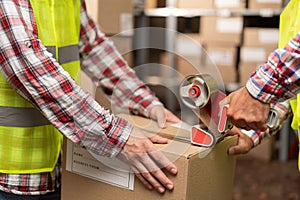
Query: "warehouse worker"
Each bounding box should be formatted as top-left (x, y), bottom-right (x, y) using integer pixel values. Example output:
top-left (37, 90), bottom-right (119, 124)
top-left (224, 0), bottom-right (300, 168)
top-left (0, 0), bottom-right (180, 198)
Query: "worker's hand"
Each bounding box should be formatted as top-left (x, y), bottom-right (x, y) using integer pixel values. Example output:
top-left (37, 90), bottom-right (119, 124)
top-left (148, 105), bottom-right (181, 128)
top-left (227, 126), bottom-right (254, 155)
top-left (222, 87), bottom-right (270, 131)
top-left (117, 126), bottom-right (177, 194)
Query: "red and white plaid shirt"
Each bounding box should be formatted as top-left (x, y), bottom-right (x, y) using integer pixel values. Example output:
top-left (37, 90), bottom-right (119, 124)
top-left (243, 31), bottom-right (300, 146)
top-left (0, 0), bottom-right (161, 195)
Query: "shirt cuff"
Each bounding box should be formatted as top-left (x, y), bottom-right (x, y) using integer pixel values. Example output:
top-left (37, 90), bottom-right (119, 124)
top-left (245, 74), bottom-right (271, 103)
top-left (241, 129), bottom-right (266, 147)
top-left (245, 63), bottom-right (289, 103)
top-left (105, 115), bottom-right (133, 157)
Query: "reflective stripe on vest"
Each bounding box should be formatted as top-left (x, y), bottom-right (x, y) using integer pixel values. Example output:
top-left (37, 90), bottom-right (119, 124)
top-left (279, 0), bottom-right (300, 171)
top-left (46, 45), bottom-right (80, 65)
top-left (0, 0), bottom-right (81, 174)
top-left (0, 45), bottom-right (80, 128)
top-left (0, 107), bottom-right (50, 127)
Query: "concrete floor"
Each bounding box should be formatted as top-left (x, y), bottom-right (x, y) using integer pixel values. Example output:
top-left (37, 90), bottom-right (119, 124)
top-left (233, 157), bottom-right (300, 200)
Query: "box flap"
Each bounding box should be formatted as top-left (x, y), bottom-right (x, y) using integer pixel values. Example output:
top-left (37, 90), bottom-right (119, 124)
top-left (118, 113), bottom-right (190, 141)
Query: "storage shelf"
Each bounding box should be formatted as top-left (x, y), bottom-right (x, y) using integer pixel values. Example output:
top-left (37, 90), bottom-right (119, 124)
top-left (145, 8), bottom-right (282, 18)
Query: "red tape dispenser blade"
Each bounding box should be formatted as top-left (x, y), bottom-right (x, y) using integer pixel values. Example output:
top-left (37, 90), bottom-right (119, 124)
top-left (191, 125), bottom-right (215, 148)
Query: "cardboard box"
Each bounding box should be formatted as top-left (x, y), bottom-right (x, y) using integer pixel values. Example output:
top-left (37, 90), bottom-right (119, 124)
top-left (213, 0), bottom-right (246, 10)
top-left (238, 61), bottom-right (260, 85)
top-left (205, 45), bottom-right (238, 84)
top-left (177, 0), bottom-right (246, 9)
top-left (248, 0), bottom-right (283, 9)
top-left (177, 0), bottom-right (214, 9)
top-left (176, 34), bottom-right (205, 56)
top-left (240, 45), bottom-right (276, 63)
top-left (145, 0), bottom-right (158, 9)
top-left (85, 0), bottom-right (134, 35)
top-left (160, 34), bottom-right (205, 77)
top-left (243, 27), bottom-right (279, 46)
top-left (109, 35), bottom-right (133, 67)
top-left (201, 16), bottom-right (243, 46)
top-left (160, 53), bottom-right (202, 77)
top-left (62, 115), bottom-right (238, 200)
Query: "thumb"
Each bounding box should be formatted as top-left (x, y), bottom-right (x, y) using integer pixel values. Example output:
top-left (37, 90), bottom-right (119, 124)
top-left (156, 112), bottom-right (166, 128)
top-left (149, 106), bottom-right (167, 128)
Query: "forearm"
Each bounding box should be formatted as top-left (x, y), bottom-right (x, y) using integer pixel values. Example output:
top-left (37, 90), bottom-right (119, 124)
top-left (78, 3), bottom-right (162, 117)
top-left (0, 1), bottom-right (130, 158)
top-left (246, 31), bottom-right (300, 103)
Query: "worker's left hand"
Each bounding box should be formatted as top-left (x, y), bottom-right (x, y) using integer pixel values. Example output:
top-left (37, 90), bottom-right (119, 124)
top-left (148, 105), bottom-right (181, 128)
top-left (117, 126), bottom-right (177, 194)
top-left (227, 126), bottom-right (254, 155)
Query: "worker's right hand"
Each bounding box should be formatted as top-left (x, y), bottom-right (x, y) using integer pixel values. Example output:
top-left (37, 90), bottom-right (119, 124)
top-left (222, 86), bottom-right (270, 131)
top-left (117, 126), bottom-right (177, 194)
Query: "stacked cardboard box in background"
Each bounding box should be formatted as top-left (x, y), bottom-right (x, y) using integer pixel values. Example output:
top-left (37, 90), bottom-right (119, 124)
top-left (85, 0), bottom-right (134, 35)
top-left (201, 16), bottom-right (243, 46)
top-left (239, 27), bottom-right (279, 85)
top-left (148, 0), bottom-right (283, 10)
top-left (177, 0), bottom-right (214, 9)
top-left (200, 16), bottom-right (243, 84)
top-left (213, 0), bottom-right (246, 10)
top-left (205, 45), bottom-right (238, 84)
top-left (160, 34), bottom-right (204, 77)
top-left (248, 0), bottom-right (283, 9)
top-left (176, 0), bottom-right (246, 10)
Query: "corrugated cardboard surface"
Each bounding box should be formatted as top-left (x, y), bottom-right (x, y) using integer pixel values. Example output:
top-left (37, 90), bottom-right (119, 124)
top-left (201, 16), bottom-right (243, 46)
top-left (177, 0), bottom-right (214, 9)
top-left (160, 53), bottom-right (201, 78)
top-left (88, 0), bottom-right (134, 35)
top-left (240, 45), bottom-right (276, 63)
top-left (206, 45), bottom-right (238, 84)
top-left (238, 61), bottom-right (260, 85)
top-left (248, 0), bottom-right (283, 9)
top-left (62, 115), bottom-right (237, 200)
top-left (213, 0), bottom-right (246, 10)
top-left (243, 28), bottom-right (279, 47)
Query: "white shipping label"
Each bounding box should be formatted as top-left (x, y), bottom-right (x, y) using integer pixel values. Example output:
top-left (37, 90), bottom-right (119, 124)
top-left (66, 140), bottom-right (134, 190)
top-left (208, 50), bottom-right (233, 65)
top-left (258, 29), bottom-right (279, 44)
top-left (241, 47), bottom-right (266, 62)
top-left (120, 13), bottom-right (133, 36)
top-left (215, 0), bottom-right (240, 8)
top-left (257, 0), bottom-right (281, 3)
top-left (176, 37), bottom-right (202, 56)
top-left (216, 18), bottom-right (243, 33)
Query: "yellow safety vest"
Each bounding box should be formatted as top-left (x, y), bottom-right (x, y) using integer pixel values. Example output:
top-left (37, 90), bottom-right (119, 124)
top-left (0, 0), bottom-right (81, 173)
top-left (279, 0), bottom-right (300, 170)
